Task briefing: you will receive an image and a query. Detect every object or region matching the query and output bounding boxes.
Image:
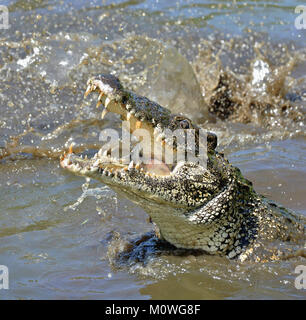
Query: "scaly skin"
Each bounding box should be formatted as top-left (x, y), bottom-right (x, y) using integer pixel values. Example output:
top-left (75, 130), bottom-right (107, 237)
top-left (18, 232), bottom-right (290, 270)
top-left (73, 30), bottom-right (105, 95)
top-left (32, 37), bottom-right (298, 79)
top-left (60, 74), bottom-right (305, 262)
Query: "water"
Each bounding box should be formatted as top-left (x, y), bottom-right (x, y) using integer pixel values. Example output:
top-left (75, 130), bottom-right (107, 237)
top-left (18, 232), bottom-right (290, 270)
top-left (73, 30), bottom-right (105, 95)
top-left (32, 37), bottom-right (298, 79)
top-left (0, 0), bottom-right (305, 299)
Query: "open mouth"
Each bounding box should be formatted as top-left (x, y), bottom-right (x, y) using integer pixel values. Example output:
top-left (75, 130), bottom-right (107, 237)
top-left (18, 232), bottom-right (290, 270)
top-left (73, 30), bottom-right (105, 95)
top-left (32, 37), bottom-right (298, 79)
top-left (60, 75), bottom-right (178, 177)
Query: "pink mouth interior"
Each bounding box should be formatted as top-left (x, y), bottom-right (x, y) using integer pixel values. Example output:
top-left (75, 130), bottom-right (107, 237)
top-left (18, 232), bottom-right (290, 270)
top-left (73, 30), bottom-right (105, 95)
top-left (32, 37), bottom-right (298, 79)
top-left (143, 159), bottom-right (171, 175)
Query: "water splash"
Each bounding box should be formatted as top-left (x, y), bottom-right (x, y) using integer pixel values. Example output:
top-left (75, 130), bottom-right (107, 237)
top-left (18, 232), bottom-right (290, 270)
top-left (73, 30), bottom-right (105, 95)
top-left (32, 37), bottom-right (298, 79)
top-left (64, 177), bottom-right (116, 211)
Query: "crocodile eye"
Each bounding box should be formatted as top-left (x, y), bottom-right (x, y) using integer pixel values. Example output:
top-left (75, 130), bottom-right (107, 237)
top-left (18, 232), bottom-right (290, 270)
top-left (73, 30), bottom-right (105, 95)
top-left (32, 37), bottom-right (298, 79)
top-left (180, 119), bottom-right (190, 129)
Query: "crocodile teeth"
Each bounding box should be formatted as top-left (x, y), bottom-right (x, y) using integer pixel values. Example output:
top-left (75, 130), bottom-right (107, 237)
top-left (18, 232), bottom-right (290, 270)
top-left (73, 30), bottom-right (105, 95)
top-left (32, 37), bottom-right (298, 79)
top-left (126, 112), bottom-right (131, 121)
top-left (105, 97), bottom-right (111, 109)
top-left (96, 100), bottom-right (102, 108)
top-left (98, 92), bottom-right (104, 101)
top-left (68, 143), bottom-right (75, 154)
top-left (101, 108), bottom-right (109, 119)
top-left (84, 85), bottom-right (92, 98)
top-left (128, 160), bottom-right (134, 171)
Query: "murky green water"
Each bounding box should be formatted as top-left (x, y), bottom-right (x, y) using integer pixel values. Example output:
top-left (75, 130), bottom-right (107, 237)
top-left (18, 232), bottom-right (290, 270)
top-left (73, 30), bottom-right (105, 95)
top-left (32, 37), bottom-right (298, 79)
top-left (0, 0), bottom-right (305, 299)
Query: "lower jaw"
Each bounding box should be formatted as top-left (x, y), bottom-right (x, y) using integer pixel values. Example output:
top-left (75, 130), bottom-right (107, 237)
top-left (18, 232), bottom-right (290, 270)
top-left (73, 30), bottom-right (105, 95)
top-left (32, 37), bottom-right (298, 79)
top-left (60, 152), bottom-right (174, 178)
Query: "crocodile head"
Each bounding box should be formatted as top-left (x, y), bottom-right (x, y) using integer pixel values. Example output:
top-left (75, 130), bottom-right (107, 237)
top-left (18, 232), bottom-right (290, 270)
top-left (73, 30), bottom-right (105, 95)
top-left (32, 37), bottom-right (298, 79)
top-left (60, 74), bottom-right (253, 257)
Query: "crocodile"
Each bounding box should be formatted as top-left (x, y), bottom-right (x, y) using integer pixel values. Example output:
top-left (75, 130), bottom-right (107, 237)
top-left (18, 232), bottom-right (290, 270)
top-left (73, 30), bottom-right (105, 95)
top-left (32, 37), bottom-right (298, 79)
top-left (60, 74), bottom-right (305, 262)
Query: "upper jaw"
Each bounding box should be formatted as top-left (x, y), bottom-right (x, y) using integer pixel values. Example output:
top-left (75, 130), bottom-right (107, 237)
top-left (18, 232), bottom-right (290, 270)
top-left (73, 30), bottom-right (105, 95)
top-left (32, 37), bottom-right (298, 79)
top-left (84, 74), bottom-right (172, 136)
